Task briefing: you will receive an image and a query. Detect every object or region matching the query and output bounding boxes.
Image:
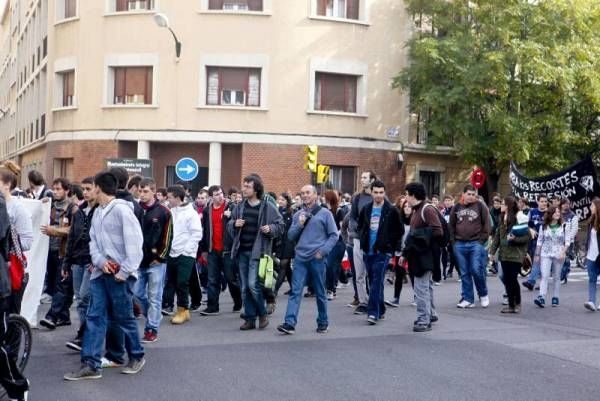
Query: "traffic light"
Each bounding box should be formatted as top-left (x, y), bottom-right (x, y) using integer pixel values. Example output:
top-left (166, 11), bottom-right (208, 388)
top-left (303, 145), bottom-right (318, 172)
top-left (317, 164), bottom-right (330, 184)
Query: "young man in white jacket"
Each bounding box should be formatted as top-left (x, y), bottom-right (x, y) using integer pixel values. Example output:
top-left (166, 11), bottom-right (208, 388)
top-left (163, 185), bottom-right (203, 324)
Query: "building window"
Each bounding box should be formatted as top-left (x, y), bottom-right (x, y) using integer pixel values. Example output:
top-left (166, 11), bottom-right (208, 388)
top-left (419, 170), bottom-right (441, 199)
top-left (314, 72), bottom-right (357, 113)
top-left (208, 0), bottom-right (263, 11)
top-left (43, 37), bottom-right (48, 58)
top-left (58, 0), bottom-right (77, 20)
top-left (58, 70), bottom-right (75, 107)
top-left (53, 158), bottom-right (74, 180)
top-left (329, 166), bottom-right (356, 194)
top-left (115, 0), bottom-right (154, 12)
top-left (316, 0), bottom-right (359, 20)
top-left (112, 66), bottom-right (153, 105)
top-left (206, 67), bottom-right (261, 107)
top-left (41, 114), bottom-right (46, 136)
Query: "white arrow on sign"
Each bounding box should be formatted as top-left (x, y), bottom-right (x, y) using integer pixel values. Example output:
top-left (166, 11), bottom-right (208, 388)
top-left (178, 165), bottom-right (195, 174)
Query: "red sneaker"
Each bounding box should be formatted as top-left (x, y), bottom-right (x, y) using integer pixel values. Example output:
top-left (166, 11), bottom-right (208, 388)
top-left (141, 330), bottom-right (157, 343)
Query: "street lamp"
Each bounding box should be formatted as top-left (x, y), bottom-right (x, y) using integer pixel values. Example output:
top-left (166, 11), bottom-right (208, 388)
top-left (153, 13), bottom-right (181, 59)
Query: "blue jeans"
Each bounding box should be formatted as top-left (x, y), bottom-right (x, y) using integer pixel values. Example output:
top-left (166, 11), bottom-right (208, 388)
top-left (207, 251), bottom-right (242, 310)
top-left (346, 244), bottom-right (358, 299)
top-left (326, 238), bottom-right (345, 293)
top-left (82, 275), bottom-right (144, 371)
top-left (284, 257), bottom-right (328, 328)
top-left (134, 263), bottom-right (166, 333)
top-left (454, 241), bottom-right (488, 303)
top-left (238, 251), bottom-right (267, 321)
top-left (364, 253), bottom-right (389, 319)
top-left (587, 258), bottom-right (599, 304)
top-left (72, 264), bottom-right (91, 327)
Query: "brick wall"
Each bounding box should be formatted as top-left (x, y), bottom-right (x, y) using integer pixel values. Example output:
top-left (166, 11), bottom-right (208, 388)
top-left (241, 143), bottom-right (406, 198)
top-left (45, 140), bottom-right (118, 182)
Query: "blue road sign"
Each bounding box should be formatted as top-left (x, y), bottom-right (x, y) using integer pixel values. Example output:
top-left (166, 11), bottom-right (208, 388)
top-left (175, 157), bottom-right (199, 181)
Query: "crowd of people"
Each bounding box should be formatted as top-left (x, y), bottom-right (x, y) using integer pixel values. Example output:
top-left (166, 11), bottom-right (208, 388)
top-left (0, 161), bottom-right (598, 396)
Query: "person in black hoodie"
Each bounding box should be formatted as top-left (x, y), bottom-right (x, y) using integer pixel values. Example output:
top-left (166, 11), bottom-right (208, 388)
top-left (357, 180), bottom-right (403, 325)
top-left (134, 179), bottom-right (173, 343)
top-left (62, 177), bottom-right (97, 351)
top-left (199, 185), bottom-right (242, 315)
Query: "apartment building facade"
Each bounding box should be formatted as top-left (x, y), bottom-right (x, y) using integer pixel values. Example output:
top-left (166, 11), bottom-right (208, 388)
top-left (0, 0), bottom-right (473, 197)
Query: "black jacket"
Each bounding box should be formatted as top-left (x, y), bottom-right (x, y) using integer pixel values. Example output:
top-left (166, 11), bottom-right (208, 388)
top-left (357, 200), bottom-right (403, 255)
top-left (116, 190), bottom-right (143, 226)
top-left (140, 201), bottom-right (172, 267)
top-left (0, 194), bottom-right (11, 298)
top-left (63, 202), bottom-right (96, 269)
top-left (274, 208), bottom-right (295, 259)
top-left (200, 200), bottom-right (234, 253)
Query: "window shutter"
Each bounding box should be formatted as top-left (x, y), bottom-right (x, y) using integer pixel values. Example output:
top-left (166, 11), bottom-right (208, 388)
top-left (247, 0), bottom-right (263, 11)
top-left (317, 0), bottom-right (327, 16)
top-left (206, 68), bottom-right (220, 105)
top-left (116, 0), bottom-right (128, 11)
top-left (323, 74), bottom-right (345, 112)
top-left (220, 68), bottom-right (247, 91)
top-left (208, 0), bottom-right (224, 9)
top-left (345, 76), bottom-right (357, 113)
top-left (247, 69), bottom-right (260, 106)
top-left (347, 0), bottom-right (359, 20)
top-left (114, 67), bottom-right (126, 104)
top-left (125, 67), bottom-right (150, 104)
top-left (65, 0), bottom-right (77, 18)
top-left (314, 73), bottom-right (323, 110)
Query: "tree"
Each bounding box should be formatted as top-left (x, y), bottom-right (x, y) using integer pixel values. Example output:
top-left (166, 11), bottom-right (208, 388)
top-left (394, 0), bottom-right (600, 196)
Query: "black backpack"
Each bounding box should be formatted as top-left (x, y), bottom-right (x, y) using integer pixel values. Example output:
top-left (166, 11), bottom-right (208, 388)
top-left (420, 204), bottom-right (450, 248)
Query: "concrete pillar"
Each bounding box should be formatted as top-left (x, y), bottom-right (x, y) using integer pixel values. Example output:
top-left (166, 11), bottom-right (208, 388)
top-left (137, 140), bottom-right (150, 159)
top-left (208, 142), bottom-right (222, 185)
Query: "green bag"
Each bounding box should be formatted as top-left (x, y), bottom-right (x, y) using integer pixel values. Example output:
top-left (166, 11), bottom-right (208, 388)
top-left (258, 254), bottom-right (274, 289)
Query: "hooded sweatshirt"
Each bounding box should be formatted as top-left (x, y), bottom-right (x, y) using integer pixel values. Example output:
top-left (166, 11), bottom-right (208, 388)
top-left (169, 202), bottom-right (203, 258)
top-left (89, 198), bottom-right (143, 281)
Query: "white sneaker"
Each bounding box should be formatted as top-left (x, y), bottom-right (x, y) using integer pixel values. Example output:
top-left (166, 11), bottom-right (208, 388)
top-left (480, 296), bottom-right (490, 308)
top-left (101, 357), bottom-right (124, 368)
top-left (584, 302), bottom-right (597, 312)
top-left (457, 300), bottom-right (475, 308)
top-left (326, 291), bottom-right (334, 301)
top-left (39, 293), bottom-right (52, 304)
top-left (434, 281), bottom-right (441, 286)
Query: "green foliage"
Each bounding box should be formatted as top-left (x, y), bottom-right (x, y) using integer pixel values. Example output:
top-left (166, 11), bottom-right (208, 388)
top-left (395, 0), bottom-right (600, 187)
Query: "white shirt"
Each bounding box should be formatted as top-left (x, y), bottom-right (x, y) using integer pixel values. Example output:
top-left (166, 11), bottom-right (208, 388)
top-left (588, 228), bottom-right (599, 262)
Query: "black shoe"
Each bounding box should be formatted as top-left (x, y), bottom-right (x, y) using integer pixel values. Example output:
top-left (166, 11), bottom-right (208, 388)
top-left (190, 304), bottom-right (201, 312)
top-left (316, 324), bottom-right (329, 334)
top-left (430, 315), bottom-right (439, 323)
top-left (65, 337), bottom-right (82, 352)
top-left (200, 308), bottom-right (220, 316)
top-left (64, 365), bottom-right (102, 381)
top-left (55, 319), bottom-right (71, 327)
top-left (353, 305), bottom-right (368, 315)
top-left (522, 281), bottom-right (534, 291)
top-left (413, 323), bottom-right (432, 332)
top-left (277, 323), bottom-right (295, 335)
top-left (304, 291), bottom-right (315, 298)
top-left (232, 304), bottom-right (242, 313)
top-left (39, 318), bottom-right (56, 330)
top-left (161, 306), bottom-right (174, 316)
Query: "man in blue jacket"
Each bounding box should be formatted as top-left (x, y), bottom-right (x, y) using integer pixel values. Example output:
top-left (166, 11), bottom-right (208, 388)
top-left (278, 185), bottom-right (339, 335)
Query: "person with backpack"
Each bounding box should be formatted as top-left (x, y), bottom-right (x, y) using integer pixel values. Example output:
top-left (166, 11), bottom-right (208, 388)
top-left (533, 206), bottom-right (569, 308)
top-left (403, 182), bottom-right (443, 332)
top-left (357, 180), bottom-right (403, 325)
top-left (277, 185), bottom-right (338, 335)
top-left (449, 185), bottom-right (491, 309)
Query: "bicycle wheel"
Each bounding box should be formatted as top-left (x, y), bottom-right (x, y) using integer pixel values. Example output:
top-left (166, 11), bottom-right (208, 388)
top-left (4, 315), bottom-right (32, 373)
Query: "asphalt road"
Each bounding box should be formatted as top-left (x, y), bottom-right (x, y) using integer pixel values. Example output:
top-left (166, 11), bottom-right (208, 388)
top-left (25, 269), bottom-right (600, 401)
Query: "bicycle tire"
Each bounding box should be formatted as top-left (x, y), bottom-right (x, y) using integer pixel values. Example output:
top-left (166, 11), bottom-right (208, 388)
top-left (4, 315), bottom-right (32, 373)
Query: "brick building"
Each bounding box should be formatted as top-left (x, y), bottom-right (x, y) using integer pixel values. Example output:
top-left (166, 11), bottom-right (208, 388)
top-left (0, 0), bottom-right (476, 198)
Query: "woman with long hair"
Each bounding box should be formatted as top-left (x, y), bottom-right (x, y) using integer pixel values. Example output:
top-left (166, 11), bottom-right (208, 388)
top-left (0, 161), bottom-right (33, 314)
top-left (490, 196), bottom-right (530, 313)
top-left (385, 197), bottom-right (412, 307)
top-left (323, 190), bottom-right (346, 300)
top-left (584, 198), bottom-right (600, 311)
top-left (533, 205), bottom-right (568, 308)
top-left (274, 193), bottom-right (295, 296)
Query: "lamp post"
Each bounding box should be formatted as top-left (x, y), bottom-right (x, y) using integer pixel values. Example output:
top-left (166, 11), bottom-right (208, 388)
top-left (153, 13), bottom-right (181, 59)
